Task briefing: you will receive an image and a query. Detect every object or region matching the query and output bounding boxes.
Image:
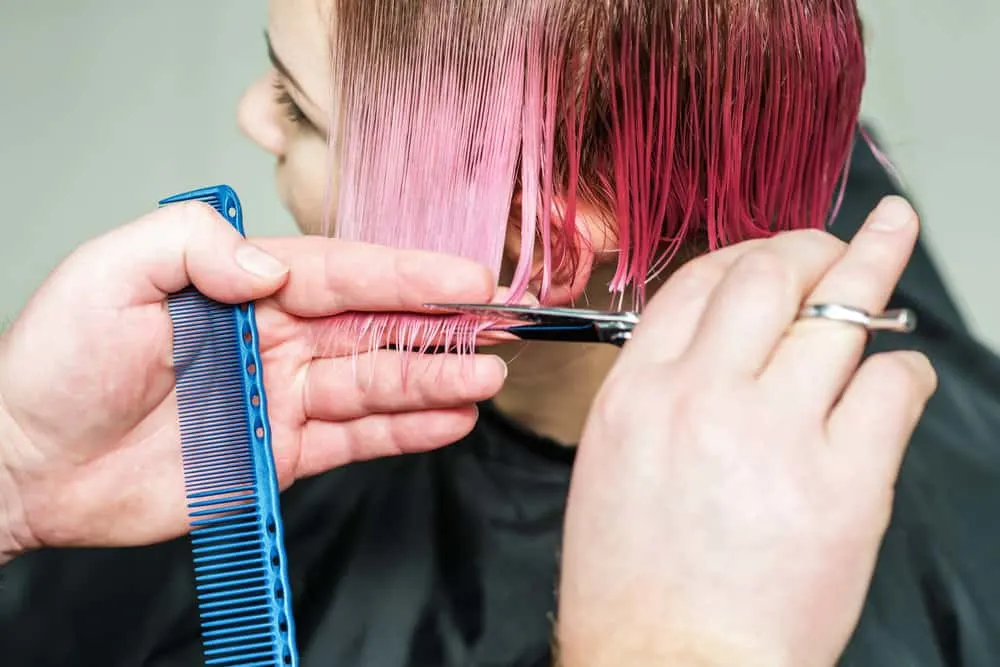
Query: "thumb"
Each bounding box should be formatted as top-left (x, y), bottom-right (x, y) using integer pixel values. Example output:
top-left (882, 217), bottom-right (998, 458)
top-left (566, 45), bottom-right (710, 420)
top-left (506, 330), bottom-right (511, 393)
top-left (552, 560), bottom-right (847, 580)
top-left (71, 200), bottom-right (290, 306)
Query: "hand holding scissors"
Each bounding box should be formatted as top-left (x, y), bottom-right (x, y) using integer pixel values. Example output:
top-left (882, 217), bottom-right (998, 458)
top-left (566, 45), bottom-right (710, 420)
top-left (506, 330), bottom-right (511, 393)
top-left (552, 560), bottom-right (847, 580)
top-left (519, 196), bottom-right (931, 667)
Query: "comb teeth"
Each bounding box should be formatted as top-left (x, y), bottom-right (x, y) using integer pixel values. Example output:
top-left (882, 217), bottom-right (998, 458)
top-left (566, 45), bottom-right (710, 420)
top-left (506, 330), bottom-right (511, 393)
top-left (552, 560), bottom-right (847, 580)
top-left (163, 185), bottom-right (298, 667)
top-left (158, 185), bottom-right (235, 220)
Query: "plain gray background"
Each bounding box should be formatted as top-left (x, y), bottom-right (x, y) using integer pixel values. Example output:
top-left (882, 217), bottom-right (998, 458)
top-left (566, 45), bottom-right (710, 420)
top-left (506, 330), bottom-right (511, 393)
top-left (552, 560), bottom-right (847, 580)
top-left (1, 1), bottom-right (998, 348)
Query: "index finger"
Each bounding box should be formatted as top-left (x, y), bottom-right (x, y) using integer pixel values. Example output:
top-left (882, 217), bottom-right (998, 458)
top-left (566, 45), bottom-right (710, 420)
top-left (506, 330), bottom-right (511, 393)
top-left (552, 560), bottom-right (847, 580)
top-left (253, 236), bottom-right (496, 317)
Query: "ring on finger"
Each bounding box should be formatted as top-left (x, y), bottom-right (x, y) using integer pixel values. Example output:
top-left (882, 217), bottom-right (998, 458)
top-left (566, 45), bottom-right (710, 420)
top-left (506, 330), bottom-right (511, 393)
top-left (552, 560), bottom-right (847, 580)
top-left (796, 303), bottom-right (917, 334)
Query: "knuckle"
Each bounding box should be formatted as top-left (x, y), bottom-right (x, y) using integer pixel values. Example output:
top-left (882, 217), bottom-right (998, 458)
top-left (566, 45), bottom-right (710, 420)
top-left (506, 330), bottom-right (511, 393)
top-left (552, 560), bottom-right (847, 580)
top-left (846, 249), bottom-right (893, 285)
top-left (170, 200), bottom-right (220, 228)
top-left (669, 258), bottom-right (726, 298)
top-left (301, 361), bottom-right (331, 418)
top-left (157, 200), bottom-right (227, 246)
top-left (390, 252), bottom-right (411, 305)
top-left (735, 248), bottom-right (793, 288)
top-left (784, 227), bottom-right (846, 258)
top-left (792, 227), bottom-right (839, 248)
top-left (859, 229), bottom-right (903, 261)
top-left (823, 266), bottom-right (883, 304)
top-left (834, 230), bottom-right (907, 291)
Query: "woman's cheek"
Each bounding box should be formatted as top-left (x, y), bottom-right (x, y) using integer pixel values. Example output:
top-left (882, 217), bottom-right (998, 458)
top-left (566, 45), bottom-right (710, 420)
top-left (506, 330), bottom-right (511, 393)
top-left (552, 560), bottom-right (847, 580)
top-left (281, 136), bottom-right (336, 236)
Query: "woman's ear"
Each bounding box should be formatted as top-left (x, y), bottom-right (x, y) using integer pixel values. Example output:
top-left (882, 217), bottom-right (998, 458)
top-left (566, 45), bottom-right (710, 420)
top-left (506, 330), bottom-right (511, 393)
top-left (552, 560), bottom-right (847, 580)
top-left (502, 196), bottom-right (617, 307)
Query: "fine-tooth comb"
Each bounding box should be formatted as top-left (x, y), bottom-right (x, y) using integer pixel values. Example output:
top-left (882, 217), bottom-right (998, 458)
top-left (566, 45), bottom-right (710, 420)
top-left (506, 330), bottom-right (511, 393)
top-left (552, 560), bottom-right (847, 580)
top-left (162, 185), bottom-right (298, 667)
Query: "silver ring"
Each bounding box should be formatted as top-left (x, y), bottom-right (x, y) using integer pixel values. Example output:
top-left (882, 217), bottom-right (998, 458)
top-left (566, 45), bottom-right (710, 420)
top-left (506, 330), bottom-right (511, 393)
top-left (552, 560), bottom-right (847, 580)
top-left (796, 304), bottom-right (917, 334)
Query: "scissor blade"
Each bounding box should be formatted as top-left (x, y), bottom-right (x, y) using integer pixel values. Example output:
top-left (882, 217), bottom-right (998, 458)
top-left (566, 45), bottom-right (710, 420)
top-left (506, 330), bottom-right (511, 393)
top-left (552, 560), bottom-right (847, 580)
top-left (422, 302), bottom-right (641, 325)
top-left (423, 302), bottom-right (639, 345)
top-left (422, 303), bottom-right (541, 322)
top-left (491, 322), bottom-right (605, 343)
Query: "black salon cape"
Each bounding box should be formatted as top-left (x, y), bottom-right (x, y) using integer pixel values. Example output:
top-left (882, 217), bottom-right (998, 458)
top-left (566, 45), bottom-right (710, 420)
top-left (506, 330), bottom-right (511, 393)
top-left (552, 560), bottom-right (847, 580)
top-left (2, 128), bottom-right (999, 667)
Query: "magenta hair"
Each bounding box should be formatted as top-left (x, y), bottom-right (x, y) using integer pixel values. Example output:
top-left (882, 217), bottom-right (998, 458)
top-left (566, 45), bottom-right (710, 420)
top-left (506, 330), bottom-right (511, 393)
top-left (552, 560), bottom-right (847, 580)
top-left (319, 0), bottom-right (866, 355)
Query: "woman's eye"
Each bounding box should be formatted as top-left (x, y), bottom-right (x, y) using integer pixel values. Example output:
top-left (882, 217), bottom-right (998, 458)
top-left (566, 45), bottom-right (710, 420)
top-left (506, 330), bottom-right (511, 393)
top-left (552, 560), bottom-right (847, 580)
top-left (273, 78), bottom-right (309, 127)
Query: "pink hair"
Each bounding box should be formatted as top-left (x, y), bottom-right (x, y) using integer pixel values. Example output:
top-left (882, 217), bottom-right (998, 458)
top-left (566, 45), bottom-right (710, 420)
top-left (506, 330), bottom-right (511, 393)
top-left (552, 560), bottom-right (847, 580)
top-left (318, 1), bottom-right (866, 354)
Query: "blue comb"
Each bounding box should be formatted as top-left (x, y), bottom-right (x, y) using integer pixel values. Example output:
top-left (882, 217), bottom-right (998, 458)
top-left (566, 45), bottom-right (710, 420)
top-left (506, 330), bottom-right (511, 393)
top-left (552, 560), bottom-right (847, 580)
top-left (162, 185), bottom-right (298, 667)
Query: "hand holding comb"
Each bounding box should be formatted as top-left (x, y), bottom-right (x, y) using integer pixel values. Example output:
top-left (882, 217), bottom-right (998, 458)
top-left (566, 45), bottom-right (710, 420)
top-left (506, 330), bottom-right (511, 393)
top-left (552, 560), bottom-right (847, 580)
top-left (164, 185), bottom-right (298, 667)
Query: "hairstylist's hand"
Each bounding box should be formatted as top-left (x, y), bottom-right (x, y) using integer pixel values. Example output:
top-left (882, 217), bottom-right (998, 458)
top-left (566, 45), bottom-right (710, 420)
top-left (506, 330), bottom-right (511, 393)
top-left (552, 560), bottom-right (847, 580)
top-left (0, 202), bottom-right (507, 563)
top-left (556, 196), bottom-right (936, 667)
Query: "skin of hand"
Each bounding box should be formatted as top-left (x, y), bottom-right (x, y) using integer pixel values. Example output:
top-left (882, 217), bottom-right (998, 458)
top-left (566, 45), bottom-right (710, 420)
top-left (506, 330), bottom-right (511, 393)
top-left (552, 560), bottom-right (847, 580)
top-left (0, 201), bottom-right (508, 564)
top-left (555, 196), bottom-right (938, 667)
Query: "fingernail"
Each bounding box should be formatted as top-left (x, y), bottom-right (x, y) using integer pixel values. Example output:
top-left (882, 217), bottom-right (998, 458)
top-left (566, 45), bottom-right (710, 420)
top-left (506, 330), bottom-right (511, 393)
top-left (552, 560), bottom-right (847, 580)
top-left (236, 244), bottom-right (289, 278)
top-left (868, 196), bottom-right (914, 232)
top-left (495, 356), bottom-right (509, 379)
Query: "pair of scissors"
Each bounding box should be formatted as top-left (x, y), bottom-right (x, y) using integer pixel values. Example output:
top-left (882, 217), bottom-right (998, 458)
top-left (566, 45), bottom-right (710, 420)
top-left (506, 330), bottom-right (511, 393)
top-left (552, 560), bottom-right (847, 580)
top-left (422, 303), bottom-right (639, 346)
top-left (422, 302), bottom-right (917, 348)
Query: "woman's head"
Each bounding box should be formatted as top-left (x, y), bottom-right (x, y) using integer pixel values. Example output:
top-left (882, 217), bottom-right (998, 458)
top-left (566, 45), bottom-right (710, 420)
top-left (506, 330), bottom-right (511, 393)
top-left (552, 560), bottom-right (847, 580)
top-left (239, 0), bottom-right (865, 310)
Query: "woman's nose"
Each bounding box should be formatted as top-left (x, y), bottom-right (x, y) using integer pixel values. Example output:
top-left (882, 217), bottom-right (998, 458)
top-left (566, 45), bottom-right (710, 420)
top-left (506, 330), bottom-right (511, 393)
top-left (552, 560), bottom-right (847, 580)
top-left (237, 73), bottom-right (286, 158)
